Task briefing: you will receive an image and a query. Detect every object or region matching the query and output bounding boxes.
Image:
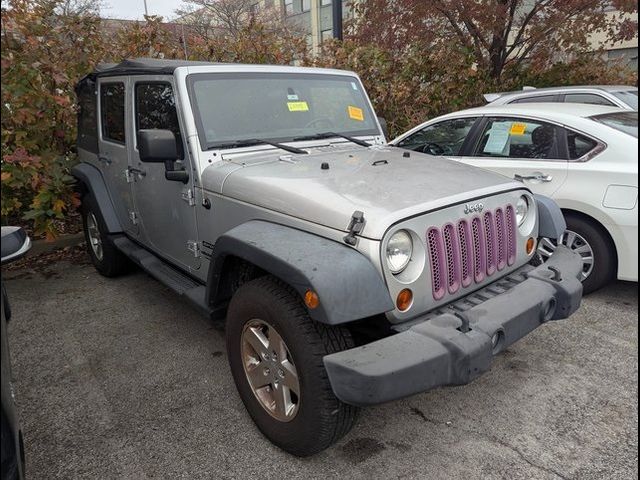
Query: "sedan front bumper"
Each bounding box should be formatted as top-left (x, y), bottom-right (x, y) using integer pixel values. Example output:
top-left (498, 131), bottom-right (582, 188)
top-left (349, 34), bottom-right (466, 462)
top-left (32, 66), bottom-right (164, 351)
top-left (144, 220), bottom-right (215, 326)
top-left (323, 246), bottom-right (583, 406)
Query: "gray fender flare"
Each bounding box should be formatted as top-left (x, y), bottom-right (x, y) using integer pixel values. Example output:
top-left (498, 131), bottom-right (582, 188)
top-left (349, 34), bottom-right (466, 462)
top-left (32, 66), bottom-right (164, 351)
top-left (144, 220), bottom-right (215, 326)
top-left (71, 162), bottom-right (122, 233)
top-left (535, 194), bottom-right (566, 240)
top-left (206, 221), bottom-right (394, 325)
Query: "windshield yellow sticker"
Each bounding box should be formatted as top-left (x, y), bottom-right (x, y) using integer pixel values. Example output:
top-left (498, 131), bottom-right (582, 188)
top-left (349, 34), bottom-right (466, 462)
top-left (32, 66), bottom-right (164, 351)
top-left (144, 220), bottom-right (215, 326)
top-left (510, 122), bottom-right (527, 135)
top-left (348, 105), bottom-right (364, 121)
top-left (287, 101), bottom-right (309, 112)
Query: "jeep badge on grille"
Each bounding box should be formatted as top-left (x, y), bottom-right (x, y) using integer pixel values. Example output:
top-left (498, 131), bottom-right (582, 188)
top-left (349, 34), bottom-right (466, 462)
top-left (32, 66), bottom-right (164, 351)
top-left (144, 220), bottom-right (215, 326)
top-left (464, 202), bottom-right (484, 214)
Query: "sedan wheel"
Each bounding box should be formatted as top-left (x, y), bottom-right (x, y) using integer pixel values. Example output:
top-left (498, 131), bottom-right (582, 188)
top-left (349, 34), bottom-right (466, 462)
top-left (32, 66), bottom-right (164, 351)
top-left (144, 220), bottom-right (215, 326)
top-left (537, 229), bottom-right (594, 281)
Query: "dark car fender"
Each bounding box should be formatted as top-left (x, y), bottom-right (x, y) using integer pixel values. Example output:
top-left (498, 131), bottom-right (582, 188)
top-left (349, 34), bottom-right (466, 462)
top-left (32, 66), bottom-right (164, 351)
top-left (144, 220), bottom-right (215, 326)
top-left (71, 162), bottom-right (122, 233)
top-left (535, 194), bottom-right (566, 240)
top-left (206, 221), bottom-right (394, 325)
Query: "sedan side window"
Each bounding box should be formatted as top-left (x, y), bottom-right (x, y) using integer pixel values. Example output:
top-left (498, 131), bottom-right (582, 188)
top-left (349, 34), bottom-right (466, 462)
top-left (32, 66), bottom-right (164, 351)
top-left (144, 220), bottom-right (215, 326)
top-left (135, 82), bottom-right (184, 159)
top-left (566, 130), bottom-right (598, 160)
top-left (564, 93), bottom-right (615, 106)
top-left (473, 118), bottom-right (560, 159)
top-left (509, 95), bottom-right (557, 104)
top-left (396, 117), bottom-right (478, 155)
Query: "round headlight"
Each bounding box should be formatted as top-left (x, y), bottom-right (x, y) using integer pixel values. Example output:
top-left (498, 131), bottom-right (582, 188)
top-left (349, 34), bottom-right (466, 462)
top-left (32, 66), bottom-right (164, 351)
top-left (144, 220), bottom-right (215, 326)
top-left (516, 195), bottom-right (529, 226)
top-left (386, 230), bottom-right (413, 274)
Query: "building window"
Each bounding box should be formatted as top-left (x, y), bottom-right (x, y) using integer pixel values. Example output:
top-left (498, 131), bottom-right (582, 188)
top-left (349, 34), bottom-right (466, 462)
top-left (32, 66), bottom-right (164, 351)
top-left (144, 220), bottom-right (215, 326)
top-left (320, 29), bottom-right (333, 43)
top-left (284, 0), bottom-right (293, 15)
top-left (321, 0), bottom-right (332, 5)
top-left (302, 0), bottom-right (311, 11)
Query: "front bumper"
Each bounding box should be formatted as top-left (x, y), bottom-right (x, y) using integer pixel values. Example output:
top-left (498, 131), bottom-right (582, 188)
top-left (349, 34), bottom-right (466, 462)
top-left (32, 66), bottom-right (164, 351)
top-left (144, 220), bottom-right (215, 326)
top-left (323, 246), bottom-right (583, 406)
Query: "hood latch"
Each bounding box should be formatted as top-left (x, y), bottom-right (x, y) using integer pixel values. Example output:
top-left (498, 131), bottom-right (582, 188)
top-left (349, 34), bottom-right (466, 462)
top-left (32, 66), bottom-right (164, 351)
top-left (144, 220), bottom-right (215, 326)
top-left (344, 211), bottom-right (365, 246)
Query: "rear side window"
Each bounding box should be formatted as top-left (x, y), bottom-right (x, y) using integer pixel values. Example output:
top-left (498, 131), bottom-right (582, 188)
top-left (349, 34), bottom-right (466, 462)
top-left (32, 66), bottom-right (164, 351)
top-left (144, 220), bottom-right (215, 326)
top-left (510, 95), bottom-right (557, 104)
top-left (100, 83), bottom-right (126, 144)
top-left (473, 118), bottom-right (560, 159)
top-left (76, 77), bottom-right (98, 152)
top-left (566, 131), bottom-right (598, 160)
top-left (135, 82), bottom-right (184, 159)
top-left (564, 93), bottom-right (615, 106)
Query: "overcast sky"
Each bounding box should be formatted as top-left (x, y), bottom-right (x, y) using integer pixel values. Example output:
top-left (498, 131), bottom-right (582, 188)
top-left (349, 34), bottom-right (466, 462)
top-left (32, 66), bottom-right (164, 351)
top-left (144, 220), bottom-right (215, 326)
top-left (102, 0), bottom-right (188, 20)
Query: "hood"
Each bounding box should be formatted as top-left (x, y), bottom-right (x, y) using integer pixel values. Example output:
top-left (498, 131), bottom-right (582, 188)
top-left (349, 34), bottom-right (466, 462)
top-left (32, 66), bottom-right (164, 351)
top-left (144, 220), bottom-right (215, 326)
top-left (202, 145), bottom-right (520, 239)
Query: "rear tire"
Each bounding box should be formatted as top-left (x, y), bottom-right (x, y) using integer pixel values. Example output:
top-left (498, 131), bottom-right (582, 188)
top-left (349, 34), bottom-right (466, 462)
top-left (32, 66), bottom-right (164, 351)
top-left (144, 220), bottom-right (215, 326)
top-left (81, 194), bottom-right (129, 277)
top-left (226, 276), bottom-right (358, 456)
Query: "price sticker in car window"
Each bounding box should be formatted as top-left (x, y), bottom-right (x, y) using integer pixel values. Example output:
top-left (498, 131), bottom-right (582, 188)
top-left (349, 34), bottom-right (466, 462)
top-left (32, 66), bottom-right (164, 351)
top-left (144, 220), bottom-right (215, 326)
top-left (348, 105), bottom-right (364, 121)
top-left (510, 122), bottom-right (527, 135)
top-left (287, 101), bottom-right (309, 112)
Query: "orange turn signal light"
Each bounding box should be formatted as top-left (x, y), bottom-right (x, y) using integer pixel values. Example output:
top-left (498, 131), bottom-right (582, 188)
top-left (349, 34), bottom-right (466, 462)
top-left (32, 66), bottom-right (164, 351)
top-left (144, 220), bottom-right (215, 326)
top-left (526, 237), bottom-right (536, 255)
top-left (304, 289), bottom-right (320, 309)
top-left (396, 289), bottom-right (413, 312)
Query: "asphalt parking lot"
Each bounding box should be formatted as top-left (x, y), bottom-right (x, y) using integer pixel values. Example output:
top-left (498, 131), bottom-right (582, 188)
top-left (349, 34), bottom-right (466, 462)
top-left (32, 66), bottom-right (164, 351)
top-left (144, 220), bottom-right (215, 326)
top-left (3, 258), bottom-right (638, 480)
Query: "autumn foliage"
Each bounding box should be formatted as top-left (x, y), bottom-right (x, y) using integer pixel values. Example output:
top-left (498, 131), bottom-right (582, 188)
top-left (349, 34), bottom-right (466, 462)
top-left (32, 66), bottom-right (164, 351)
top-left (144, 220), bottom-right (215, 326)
top-left (1, 0), bottom-right (637, 238)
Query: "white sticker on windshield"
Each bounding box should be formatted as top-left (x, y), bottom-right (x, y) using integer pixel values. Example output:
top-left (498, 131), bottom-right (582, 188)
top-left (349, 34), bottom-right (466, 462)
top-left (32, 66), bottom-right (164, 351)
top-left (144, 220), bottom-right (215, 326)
top-left (351, 82), bottom-right (358, 91)
top-left (483, 123), bottom-right (510, 155)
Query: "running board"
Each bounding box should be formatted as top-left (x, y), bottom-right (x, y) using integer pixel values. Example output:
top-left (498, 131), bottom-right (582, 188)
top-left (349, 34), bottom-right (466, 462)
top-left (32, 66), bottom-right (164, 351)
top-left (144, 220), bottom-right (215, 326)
top-left (111, 235), bottom-right (226, 320)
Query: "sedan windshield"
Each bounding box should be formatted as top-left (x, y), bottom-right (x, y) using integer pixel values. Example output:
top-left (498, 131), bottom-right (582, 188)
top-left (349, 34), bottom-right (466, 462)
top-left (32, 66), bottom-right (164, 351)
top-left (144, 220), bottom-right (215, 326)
top-left (187, 72), bottom-right (379, 149)
top-left (590, 111), bottom-right (638, 138)
top-left (611, 90), bottom-right (638, 110)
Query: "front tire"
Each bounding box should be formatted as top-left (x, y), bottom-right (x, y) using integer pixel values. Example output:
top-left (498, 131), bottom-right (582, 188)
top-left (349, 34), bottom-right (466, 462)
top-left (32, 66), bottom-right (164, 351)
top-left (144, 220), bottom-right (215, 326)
top-left (226, 276), bottom-right (358, 456)
top-left (81, 194), bottom-right (129, 277)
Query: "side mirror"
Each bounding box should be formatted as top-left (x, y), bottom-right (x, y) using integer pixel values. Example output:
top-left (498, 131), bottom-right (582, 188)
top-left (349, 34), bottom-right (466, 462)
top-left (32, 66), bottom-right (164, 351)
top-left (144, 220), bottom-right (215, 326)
top-left (138, 129), bottom-right (178, 163)
top-left (1, 227), bottom-right (31, 265)
top-left (377, 116), bottom-right (390, 140)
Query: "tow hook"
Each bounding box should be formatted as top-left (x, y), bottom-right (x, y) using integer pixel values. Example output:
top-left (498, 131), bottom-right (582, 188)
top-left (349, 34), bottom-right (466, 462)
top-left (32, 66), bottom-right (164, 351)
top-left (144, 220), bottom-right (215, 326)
top-left (548, 266), bottom-right (562, 281)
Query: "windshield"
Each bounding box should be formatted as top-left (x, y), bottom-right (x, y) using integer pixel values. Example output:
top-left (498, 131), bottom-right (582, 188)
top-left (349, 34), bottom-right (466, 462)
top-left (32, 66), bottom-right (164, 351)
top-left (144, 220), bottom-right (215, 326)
top-left (187, 72), bottom-right (379, 149)
top-left (590, 111), bottom-right (638, 138)
top-left (611, 89), bottom-right (638, 110)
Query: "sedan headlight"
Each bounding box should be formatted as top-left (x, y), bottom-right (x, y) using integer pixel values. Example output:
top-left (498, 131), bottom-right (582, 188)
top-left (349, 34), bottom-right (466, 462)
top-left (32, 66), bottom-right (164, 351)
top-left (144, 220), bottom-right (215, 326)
top-left (386, 230), bottom-right (413, 274)
top-left (516, 195), bottom-right (529, 227)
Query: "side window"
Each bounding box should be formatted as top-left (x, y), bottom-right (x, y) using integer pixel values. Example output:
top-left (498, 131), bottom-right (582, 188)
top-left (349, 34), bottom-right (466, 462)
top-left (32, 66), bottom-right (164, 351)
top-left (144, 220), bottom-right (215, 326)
top-left (396, 117), bottom-right (478, 155)
top-left (509, 95), bottom-right (557, 104)
top-left (135, 82), bottom-right (184, 159)
top-left (564, 93), bottom-right (615, 106)
top-left (100, 83), bottom-right (126, 144)
top-left (566, 130), bottom-right (598, 160)
top-left (77, 78), bottom-right (98, 152)
top-left (473, 118), bottom-right (560, 159)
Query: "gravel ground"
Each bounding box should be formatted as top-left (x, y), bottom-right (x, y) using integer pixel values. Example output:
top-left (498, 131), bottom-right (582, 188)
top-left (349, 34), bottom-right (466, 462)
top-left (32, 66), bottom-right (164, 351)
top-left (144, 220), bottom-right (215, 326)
top-left (2, 260), bottom-right (637, 480)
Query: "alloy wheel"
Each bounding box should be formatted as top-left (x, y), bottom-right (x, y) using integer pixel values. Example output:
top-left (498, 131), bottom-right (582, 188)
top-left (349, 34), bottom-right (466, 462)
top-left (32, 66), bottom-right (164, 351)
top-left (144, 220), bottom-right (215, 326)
top-left (241, 319), bottom-right (300, 422)
top-left (86, 212), bottom-right (103, 261)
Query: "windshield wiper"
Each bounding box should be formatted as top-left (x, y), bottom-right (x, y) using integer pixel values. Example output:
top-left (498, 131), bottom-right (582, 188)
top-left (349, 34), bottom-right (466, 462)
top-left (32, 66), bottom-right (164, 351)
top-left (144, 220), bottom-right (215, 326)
top-left (292, 132), bottom-right (371, 147)
top-left (210, 139), bottom-right (308, 154)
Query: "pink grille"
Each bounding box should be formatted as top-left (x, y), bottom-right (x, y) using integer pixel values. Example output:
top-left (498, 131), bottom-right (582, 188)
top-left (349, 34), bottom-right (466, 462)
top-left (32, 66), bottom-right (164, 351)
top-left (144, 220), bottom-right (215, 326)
top-left (506, 205), bottom-right (516, 265)
top-left (495, 208), bottom-right (507, 271)
top-left (457, 220), bottom-right (473, 288)
top-left (471, 217), bottom-right (486, 283)
top-left (443, 223), bottom-right (461, 294)
top-left (483, 211), bottom-right (497, 276)
top-left (427, 227), bottom-right (446, 300)
top-left (426, 205), bottom-right (518, 300)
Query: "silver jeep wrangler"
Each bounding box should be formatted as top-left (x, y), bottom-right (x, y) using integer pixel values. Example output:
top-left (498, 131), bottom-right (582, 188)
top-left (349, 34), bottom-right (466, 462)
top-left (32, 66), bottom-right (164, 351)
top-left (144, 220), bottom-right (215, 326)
top-left (72, 58), bottom-right (583, 456)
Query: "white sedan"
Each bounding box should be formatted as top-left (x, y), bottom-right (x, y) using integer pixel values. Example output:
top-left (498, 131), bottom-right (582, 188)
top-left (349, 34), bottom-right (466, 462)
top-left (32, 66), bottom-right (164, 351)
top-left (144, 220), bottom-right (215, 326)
top-left (391, 103), bottom-right (638, 293)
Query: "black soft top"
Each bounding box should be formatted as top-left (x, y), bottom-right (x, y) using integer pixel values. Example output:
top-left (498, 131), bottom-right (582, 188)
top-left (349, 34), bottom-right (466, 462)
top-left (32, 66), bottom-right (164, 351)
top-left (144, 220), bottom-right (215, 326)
top-left (78, 58), bottom-right (223, 84)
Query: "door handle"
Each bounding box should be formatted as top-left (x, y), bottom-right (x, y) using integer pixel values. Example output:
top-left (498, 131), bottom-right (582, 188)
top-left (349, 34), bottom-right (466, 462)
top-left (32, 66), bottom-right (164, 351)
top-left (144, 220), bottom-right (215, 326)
top-left (514, 173), bottom-right (553, 183)
top-left (98, 155), bottom-right (112, 166)
top-left (128, 167), bottom-right (146, 177)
